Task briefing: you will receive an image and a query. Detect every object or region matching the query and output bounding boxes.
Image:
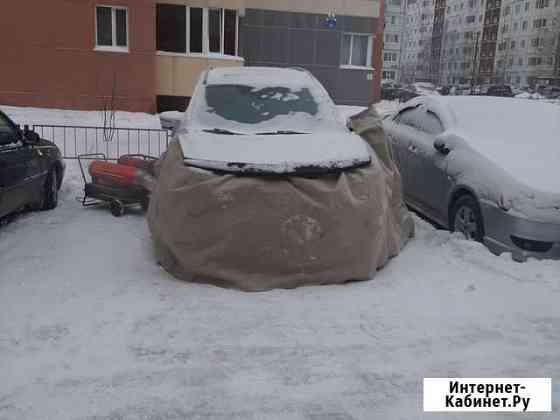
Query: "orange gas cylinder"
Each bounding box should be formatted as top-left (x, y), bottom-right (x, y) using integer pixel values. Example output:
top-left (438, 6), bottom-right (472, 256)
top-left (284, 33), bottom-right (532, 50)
top-left (89, 161), bottom-right (143, 189)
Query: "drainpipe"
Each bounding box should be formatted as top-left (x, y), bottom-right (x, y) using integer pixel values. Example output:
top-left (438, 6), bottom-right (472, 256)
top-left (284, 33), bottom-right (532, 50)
top-left (372, 0), bottom-right (385, 102)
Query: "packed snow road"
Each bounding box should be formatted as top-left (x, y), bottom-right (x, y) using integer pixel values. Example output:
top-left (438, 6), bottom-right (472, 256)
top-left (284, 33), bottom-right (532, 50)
top-left (1, 161), bottom-right (559, 420)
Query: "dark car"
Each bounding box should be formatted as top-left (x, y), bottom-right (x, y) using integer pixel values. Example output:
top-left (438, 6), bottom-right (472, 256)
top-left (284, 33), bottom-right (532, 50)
top-left (397, 87), bottom-right (420, 102)
top-left (485, 85), bottom-right (514, 97)
top-left (0, 110), bottom-right (65, 219)
top-left (381, 82), bottom-right (402, 100)
top-left (541, 85), bottom-right (560, 99)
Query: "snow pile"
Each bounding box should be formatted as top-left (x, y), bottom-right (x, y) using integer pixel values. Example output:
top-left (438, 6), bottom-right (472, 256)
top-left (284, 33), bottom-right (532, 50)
top-left (515, 92), bottom-right (546, 100)
top-left (1, 159), bottom-right (559, 419)
top-left (413, 82), bottom-right (441, 96)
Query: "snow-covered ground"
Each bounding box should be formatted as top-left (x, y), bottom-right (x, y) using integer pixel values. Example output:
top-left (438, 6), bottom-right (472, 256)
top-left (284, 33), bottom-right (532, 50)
top-left (0, 105), bottom-right (162, 129)
top-left (1, 104), bottom-right (559, 420)
top-left (1, 105), bottom-right (166, 161)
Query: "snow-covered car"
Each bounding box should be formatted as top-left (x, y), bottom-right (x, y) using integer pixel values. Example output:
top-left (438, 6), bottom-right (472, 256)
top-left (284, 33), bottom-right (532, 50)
top-left (0, 110), bottom-right (65, 219)
top-left (383, 95), bottom-right (560, 261)
top-left (178, 68), bottom-right (372, 175)
top-left (148, 67), bottom-right (413, 291)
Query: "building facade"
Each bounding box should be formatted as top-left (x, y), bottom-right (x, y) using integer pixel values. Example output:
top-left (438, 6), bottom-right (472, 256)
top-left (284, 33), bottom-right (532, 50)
top-left (382, 0), bottom-right (407, 82)
top-left (0, 0), bottom-right (382, 113)
top-left (393, 0), bottom-right (559, 87)
top-left (495, 0), bottom-right (560, 87)
top-left (401, 0), bottom-right (436, 83)
top-left (0, 0), bottom-right (156, 112)
top-left (440, 0), bottom-right (485, 85)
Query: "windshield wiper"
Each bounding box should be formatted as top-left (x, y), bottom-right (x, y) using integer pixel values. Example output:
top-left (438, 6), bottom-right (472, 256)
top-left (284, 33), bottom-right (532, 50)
top-left (255, 130), bottom-right (310, 135)
top-left (203, 128), bottom-right (243, 135)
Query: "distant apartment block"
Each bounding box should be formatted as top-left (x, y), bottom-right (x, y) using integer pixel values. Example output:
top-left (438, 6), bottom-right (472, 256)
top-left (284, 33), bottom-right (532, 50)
top-left (382, 0), bottom-right (407, 82)
top-left (389, 0), bottom-right (559, 86)
top-left (440, 0), bottom-right (485, 85)
top-left (495, 0), bottom-right (560, 86)
top-left (401, 0), bottom-right (436, 83)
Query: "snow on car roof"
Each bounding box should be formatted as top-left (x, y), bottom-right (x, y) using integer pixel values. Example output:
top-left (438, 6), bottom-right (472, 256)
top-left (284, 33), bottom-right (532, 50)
top-left (205, 67), bottom-right (313, 90)
top-left (419, 96), bottom-right (560, 193)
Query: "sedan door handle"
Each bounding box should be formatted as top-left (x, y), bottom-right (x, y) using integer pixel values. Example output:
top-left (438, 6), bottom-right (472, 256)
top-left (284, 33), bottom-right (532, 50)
top-left (408, 144), bottom-right (418, 154)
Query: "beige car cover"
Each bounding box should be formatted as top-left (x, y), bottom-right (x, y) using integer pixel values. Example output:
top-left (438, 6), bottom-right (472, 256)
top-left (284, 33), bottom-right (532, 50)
top-left (147, 106), bottom-right (414, 291)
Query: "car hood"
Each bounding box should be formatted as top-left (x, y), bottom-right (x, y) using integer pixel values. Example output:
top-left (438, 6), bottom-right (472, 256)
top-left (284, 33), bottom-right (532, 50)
top-left (178, 129), bottom-right (371, 175)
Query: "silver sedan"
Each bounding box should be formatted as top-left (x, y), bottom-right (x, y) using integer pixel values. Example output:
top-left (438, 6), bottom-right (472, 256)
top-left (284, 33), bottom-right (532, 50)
top-left (383, 95), bottom-right (560, 261)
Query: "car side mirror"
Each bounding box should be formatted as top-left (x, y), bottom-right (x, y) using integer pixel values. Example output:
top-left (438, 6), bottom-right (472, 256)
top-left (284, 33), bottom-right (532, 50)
top-left (433, 138), bottom-right (450, 155)
top-left (23, 125), bottom-right (40, 144)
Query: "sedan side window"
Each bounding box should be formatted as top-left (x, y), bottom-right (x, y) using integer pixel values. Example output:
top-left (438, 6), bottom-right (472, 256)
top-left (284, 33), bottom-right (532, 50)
top-left (421, 111), bottom-right (444, 135)
top-left (396, 107), bottom-right (444, 135)
top-left (395, 106), bottom-right (426, 131)
top-left (0, 114), bottom-right (17, 145)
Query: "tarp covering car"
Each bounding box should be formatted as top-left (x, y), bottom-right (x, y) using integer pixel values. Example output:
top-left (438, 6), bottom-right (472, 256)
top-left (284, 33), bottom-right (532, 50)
top-left (147, 105), bottom-right (414, 292)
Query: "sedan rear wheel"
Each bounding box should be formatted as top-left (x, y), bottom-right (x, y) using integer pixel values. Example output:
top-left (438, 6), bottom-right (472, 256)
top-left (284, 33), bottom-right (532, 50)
top-left (451, 195), bottom-right (484, 242)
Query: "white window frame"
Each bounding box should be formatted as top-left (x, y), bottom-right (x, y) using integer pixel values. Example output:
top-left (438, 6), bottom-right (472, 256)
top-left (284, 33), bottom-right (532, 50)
top-left (340, 33), bottom-right (374, 70)
top-left (157, 6), bottom-right (240, 60)
top-left (95, 5), bottom-right (129, 53)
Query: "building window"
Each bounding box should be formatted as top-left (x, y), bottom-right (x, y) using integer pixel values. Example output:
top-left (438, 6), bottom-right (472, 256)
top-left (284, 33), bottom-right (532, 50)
top-left (190, 8), bottom-right (204, 53)
top-left (341, 33), bottom-right (373, 68)
top-left (156, 5), bottom-right (238, 57)
top-left (533, 18), bottom-right (547, 28)
top-left (156, 4), bottom-right (186, 53)
top-left (385, 34), bottom-right (399, 43)
top-left (384, 52), bottom-right (398, 62)
top-left (383, 70), bottom-right (396, 80)
top-left (96, 6), bottom-right (128, 51)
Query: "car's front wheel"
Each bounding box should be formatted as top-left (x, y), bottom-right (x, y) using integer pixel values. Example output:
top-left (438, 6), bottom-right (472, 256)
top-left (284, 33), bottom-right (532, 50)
top-left (41, 169), bottom-right (59, 210)
top-left (450, 195), bottom-right (485, 242)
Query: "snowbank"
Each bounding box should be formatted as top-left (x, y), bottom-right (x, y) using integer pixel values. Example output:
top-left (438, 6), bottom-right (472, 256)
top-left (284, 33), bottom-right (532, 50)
top-left (515, 92), bottom-right (546, 100)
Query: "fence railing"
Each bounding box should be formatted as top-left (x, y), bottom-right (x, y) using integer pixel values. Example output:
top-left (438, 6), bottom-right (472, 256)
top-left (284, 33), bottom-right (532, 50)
top-left (32, 124), bottom-right (171, 160)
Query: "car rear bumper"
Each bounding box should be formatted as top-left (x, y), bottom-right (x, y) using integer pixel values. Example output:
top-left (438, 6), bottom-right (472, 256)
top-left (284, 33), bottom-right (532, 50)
top-left (480, 201), bottom-right (560, 261)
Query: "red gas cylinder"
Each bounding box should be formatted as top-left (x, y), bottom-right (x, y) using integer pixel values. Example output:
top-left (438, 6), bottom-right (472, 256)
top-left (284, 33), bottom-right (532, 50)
top-left (89, 161), bottom-right (145, 189)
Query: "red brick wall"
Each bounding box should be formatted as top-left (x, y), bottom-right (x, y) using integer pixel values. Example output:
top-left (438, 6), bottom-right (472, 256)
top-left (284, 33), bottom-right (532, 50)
top-left (0, 0), bottom-right (156, 112)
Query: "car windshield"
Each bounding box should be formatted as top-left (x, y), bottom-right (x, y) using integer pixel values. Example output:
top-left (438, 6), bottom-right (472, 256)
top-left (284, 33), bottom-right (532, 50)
top-left (204, 84), bottom-right (319, 125)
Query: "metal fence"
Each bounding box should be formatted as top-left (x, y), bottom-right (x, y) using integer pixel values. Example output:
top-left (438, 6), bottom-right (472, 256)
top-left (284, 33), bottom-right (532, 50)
top-left (32, 125), bottom-right (171, 160)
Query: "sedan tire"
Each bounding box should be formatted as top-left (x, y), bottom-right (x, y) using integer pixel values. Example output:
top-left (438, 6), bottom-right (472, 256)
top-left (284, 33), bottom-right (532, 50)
top-left (41, 169), bottom-right (59, 211)
top-left (451, 195), bottom-right (485, 242)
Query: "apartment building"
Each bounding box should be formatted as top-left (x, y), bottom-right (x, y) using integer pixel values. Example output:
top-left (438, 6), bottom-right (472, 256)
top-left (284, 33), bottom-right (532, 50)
top-left (440, 0), bottom-right (485, 85)
top-left (430, 0), bottom-right (448, 83)
top-left (401, 0), bottom-right (436, 83)
top-left (0, 0), bottom-right (382, 113)
top-left (382, 0), bottom-right (407, 82)
top-left (495, 0), bottom-right (560, 87)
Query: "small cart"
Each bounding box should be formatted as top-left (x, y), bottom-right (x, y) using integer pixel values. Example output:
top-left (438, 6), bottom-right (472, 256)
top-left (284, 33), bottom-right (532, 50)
top-left (78, 153), bottom-right (155, 217)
